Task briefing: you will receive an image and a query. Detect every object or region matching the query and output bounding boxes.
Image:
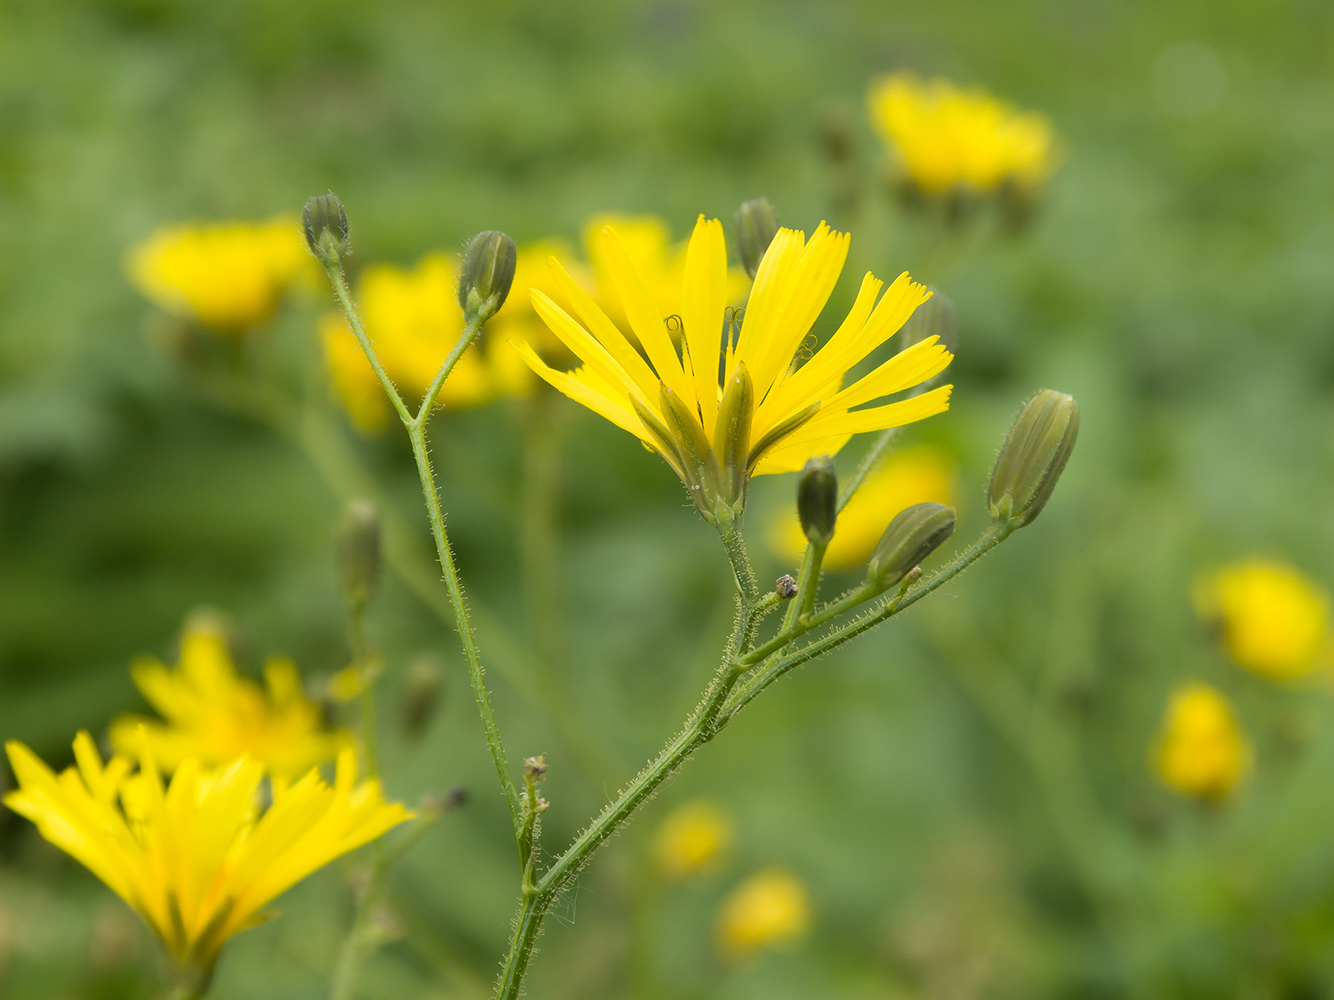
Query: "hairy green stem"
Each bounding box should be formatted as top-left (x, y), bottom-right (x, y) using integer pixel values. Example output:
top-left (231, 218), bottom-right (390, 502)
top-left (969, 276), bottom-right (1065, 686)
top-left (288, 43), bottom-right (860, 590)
top-left (837, 427), bottom-right (901, 513)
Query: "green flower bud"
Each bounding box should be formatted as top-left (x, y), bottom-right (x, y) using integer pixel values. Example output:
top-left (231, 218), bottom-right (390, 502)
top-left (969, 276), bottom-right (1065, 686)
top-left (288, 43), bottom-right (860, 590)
top-left (988, 389), bottom-right (1080, 529)
top-left (734, 198), bottom-right (779, 279)
top-left (901, 287), bottom-right (957, 357)
top-left (867, 502), bottom-right (956, 589)
top-left (797, 455), bottom-right (838, 548)
top-left (458, 230), bottom-right (517, 320)
top-left (522, 755), bottom-right (548, 785)
top-left (303, 193), bottom-right (350, 264)
top-left (713, 362), bottom-right (754, 507)
top-left (401, 656), bottom-right (443, 739)
top-left (336, 500), bottom-right (381, 610)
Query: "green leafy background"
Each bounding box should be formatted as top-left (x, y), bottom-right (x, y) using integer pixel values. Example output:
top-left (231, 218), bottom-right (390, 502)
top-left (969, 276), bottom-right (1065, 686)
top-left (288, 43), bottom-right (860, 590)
top-left (4, 0), bottom-right (1334, 997)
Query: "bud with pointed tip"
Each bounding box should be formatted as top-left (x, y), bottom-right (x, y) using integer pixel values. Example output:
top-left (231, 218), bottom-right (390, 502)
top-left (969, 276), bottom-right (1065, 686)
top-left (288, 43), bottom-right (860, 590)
top-left (797, 456), bottom-right (838, 548)
top-left (336, 500), bottom-right (381, 610)
top-left (867, 502), bottom-right (956, 589)
top-left (714, 362), bottom-right (754, 508)
top-left (734, 198), bottom-right (779, 279)
top-left (458, 230), bottom-right (517, 321)
top-left (303, 193), bottom-right (350, 265)
top-left (988, 390), bottom-right (1079, 529)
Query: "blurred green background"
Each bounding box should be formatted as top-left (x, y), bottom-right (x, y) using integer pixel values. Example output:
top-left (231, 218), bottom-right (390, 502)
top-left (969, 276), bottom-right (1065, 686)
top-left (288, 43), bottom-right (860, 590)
top-left (6, 0), bottom-right (1334, 997)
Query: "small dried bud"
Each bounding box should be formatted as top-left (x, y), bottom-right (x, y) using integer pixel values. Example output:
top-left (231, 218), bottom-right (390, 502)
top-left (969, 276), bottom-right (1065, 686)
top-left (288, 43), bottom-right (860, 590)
top-left (988, 389), bottom-right (1080, 529)
top-left (776, 574), bottom-right (799, 600)
top-left (458, 230), bottom-right (517, 320)
top-left (522, 755), bottom-right (548, 785)
top-left (867, 502), bottom-right (956, 589)
top-left (796, 455), bottom-right (838, 548)
top-left (734, 198), bottom-right (779, 279)
top-left (336, 500), bottom-right (381, 610)
top-left (302, 193), bottom-right (350, 264)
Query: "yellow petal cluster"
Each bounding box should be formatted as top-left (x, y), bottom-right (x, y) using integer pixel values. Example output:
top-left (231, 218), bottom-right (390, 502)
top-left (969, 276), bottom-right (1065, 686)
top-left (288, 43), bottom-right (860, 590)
top-left (518, 215), bottom-right (953, 486)
top-left (868, 74), bottom-right (1057, 195)
top-left (127, 217), bottom-right (314, 331)
top-left (109, 619), bottom-right (352, 781)
top-left (1193, 560), bottom-right (1329, 681)
top-left (715, 868), bottom-right (812, 959)
top-left (1154, 682), bottom-right (1250, 800)
top-left (320, 253), bottom-right (533, 432)
top-left (769, 445), bottom-right (957, 570)
top-left (653, 801), bottom-right (733, 879)
top-left (3, 734), bottom-right (411, 973)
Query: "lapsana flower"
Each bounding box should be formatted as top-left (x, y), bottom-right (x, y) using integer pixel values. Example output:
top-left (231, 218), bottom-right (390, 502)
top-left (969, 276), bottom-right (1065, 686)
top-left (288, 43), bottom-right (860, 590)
top-left (4, 733), bottom-right (411, 977)
top-left (769, 445), bottom-right (957, 570)
top-left (127, 217), bottom-right (314, 331)
top-left (1193, 560), bottom-right (1330, 681)
top-left (109, 619), bottom-right (352, 781)
top-left (868, 74), bottom-right (1057, 196)
top-left (320, 253), bottom-right (531, 431)
top-left (1154, 682), bottom-right (1250, 800)
top-left (653, 801), bottom-right (733, 879)
top-left (715, 868), bottom-right (811, 959)
top-left (517, 216), bottom-right (953, 524)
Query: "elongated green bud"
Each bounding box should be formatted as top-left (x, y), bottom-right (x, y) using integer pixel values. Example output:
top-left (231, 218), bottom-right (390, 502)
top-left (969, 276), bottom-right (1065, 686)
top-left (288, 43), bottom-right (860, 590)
top-left (659, 383), bottom-right (726, 521)
top-left (797, 455), bottom-right (837, 548)
top-left (458, 230), bottom-right (517, 320)
top-left (867, 502), bottom-right (956, 588)
top-left (988, 389), bottom-right (1079, 529)
top-left (303, 193), bottom-right (350, 264)
top-left (336, 500), bottom-right (381, 610)
top-left (714, 362), bottom-right (754, 507)
top-left (734, 198), bottom-right (779, 279)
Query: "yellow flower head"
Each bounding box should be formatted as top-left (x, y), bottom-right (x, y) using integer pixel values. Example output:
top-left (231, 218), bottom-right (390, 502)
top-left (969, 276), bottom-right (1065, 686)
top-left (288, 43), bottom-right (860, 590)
top-left (769, 445), bottom-right (957, 571)
top-left (487, 238), bottom-right (593, 364)
top-left (4, 733), bottom-right (411, 975)
top-left (653, 801), bottom-right (733, 880)
top-left (517, 216), bottom-right (953, 522)
top-left (1193, 559), bottom-right (1329, 681)
top-left (320, 252), bottom-right (529, 431)
top-left (109, 619), bottom-right (352, 781)
top-left (127, 217), bottom-right (313, 331)
top-left (1154, 682), bottom-right (1250, 800)
top-left (868, 74), bottom-right (1058, 196)
top-left (715, 868), bottom-right (812, 959)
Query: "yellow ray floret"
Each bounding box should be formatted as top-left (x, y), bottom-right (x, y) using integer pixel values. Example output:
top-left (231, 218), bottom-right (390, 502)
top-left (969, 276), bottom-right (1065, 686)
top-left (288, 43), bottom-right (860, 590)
top-left (516, 216), bottom-right (952, 520)
top-left (4, 734), bottom-right (411, 972)
top-left (109, 619), bottom-right (352, 780)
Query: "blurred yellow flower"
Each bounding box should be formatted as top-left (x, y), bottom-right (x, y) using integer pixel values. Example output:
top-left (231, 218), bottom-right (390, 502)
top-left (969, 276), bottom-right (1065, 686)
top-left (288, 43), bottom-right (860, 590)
top-left (517, 215), bottom-right (952, 500)
top-left (1193, 560), bottom-right (1329, 681)
top-left (653, 801), bottom-right (733, 879)
top-left (320, 252), bottom-right (531, 431)
top-left (4, 733), bottom-right (410, 976)
top-left (769, 445), bottom-right (957, 570)
top-left (109, 618), bottom-right (352, 781)
top-left (868, 74), bottom-right (1058, 196)
top-left (1154, 682), bottom-right (1250, 800)
top-left (127, 217), bottom-right (313, 331)
top-left (715, 868), bottom-right (812, 959)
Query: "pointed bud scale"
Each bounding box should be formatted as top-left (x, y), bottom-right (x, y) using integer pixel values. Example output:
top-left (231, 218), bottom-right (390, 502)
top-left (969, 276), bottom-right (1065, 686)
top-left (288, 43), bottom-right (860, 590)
top-left (303, 193), bottom-right (350, 264)
top-left (867, 502), bottom-right (956, 589)
top-left (988, 390), bottom-right (1079, 529)
top-left (458, 230), bottom-right (517, 320)
top-left (713, 362), bottom-right (754, 507)
top-left (659, 383), bottom-right (726, 522)
top-left (796, 455), bottom-right (838, 548)
top-left (336, 500), bottom-right (381, 610)
top-left (734, 198), bottom-right (779, 279)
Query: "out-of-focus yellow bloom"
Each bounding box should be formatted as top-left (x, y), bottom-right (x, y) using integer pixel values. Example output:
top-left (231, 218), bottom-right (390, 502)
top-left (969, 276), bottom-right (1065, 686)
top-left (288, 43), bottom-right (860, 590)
top-left (769, 445), bottom-right (957, 570)
top-left (518, 216), bottom-right (953, 487)
top-left (715, 868), bottom-right (812, 959)
top-left (320, 252), bottom-right (531, 431)
top-left (868, 74), bottom-right (1058, 196)
top-left (1154, 682), bottom-right (1250, 800)
top-left (109, 619), bottom-right (352, 781)
top-left (1193, 560), bottom-right (1329, 681)
top-left (127, 217), bottom-right (314, 331)
top-left (653, 801), bottom-right (733, 879)
top-left (4, 733), bottom-right (410, 976)
top-left (488, 238), bottom-right (592, 362)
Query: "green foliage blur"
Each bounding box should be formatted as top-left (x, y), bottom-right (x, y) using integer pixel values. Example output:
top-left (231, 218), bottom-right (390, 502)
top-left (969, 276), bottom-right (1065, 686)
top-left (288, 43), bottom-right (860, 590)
top-left (5, 0), bottom-right (1334, 997)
